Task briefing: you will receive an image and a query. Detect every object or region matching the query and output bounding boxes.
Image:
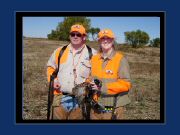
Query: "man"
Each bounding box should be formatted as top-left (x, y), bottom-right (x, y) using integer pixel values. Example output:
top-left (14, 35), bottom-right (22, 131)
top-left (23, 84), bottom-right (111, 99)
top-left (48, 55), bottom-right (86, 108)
top-left (47, 24), bottom-right (96, 120)
top-left (90, 29), bottom-right (131, 120)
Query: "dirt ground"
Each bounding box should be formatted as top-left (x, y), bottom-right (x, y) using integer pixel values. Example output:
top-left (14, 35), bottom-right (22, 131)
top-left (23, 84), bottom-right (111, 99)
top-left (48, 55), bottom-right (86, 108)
top-left (23, 38), bottom-right (160, 120)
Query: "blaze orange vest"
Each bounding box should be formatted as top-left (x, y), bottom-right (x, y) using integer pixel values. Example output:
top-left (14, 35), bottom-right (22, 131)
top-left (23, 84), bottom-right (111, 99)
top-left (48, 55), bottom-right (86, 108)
top-left (91, 52), bottom-right (123, 79)
top-left (91, 52), bottom-right (131, 95)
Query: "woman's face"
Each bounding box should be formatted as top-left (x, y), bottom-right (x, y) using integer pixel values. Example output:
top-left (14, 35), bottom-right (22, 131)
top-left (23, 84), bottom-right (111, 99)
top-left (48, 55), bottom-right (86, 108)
top-left (99, 37), bottom-right (114, 52)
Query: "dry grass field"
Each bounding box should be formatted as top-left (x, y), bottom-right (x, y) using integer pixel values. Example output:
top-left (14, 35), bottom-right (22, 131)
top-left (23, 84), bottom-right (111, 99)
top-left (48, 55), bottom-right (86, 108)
top-left (23, 38), bottom-right (160, 120)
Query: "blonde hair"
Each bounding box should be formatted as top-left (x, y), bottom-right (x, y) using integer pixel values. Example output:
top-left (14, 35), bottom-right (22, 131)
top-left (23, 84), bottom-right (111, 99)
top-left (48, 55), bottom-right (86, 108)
top-left (98, 39), bottom-right (116, 53)
top-left (99, 44), bottom-right (115, 53)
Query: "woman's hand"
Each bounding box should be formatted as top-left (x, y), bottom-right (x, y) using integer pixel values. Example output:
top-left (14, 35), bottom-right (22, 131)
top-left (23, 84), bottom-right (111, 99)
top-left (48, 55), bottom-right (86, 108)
top-left (90, 81), bottom-right (101, 90)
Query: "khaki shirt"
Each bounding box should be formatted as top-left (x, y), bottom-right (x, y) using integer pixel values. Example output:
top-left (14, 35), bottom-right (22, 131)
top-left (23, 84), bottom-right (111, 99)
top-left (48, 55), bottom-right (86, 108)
top-left (47, 44), bottom-right (97, 93)
top-left (99, 50), bottom-right (131, 107)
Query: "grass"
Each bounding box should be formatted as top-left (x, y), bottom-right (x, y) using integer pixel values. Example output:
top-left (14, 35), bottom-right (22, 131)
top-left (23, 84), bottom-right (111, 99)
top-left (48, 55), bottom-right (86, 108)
top-left (23, 38), bottom-right (160, 120)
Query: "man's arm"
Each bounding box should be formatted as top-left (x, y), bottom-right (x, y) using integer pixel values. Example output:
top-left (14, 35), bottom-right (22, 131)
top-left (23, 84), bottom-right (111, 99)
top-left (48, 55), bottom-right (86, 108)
top-left (47, 48), bottom-right (61, 82)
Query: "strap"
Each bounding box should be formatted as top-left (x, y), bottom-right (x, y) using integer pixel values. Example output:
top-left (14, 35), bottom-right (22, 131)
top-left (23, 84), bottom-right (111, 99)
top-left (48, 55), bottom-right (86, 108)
top-left (52, 45), bottom-right (92, 78)
top-left (111, 92), bottom-right (129, 119)
top-left (111, 94), bottom-right (118, 120)
top-left (57, 45), bottom-right (68, 72)
top-left (52, 45), bottom-right (68, 78)
top-left (86, 45), bottom-right (92, 60)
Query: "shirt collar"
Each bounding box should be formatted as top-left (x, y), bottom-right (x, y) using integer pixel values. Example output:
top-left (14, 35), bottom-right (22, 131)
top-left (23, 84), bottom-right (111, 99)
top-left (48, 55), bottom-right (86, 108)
top-left (69, 43), bottom-right (86, 54)
top-left (100, 49), bottom-right (116, 60)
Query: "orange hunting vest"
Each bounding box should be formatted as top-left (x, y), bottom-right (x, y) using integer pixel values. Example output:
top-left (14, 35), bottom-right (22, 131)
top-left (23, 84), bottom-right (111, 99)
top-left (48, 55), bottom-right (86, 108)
top-left (91, 52), bottom-right (131, 95)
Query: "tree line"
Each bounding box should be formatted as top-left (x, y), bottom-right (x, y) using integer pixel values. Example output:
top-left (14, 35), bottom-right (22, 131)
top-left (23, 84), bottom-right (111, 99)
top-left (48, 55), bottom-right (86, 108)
top-left (47, 17), bottom-right (160, 48)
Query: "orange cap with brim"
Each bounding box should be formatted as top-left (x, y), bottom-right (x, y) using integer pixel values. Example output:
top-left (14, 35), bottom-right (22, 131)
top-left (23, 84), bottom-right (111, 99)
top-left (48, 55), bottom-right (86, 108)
top-left (70, 24), bottom-right (86, 35)
top-left (98, 29), bottom-right (115, 39)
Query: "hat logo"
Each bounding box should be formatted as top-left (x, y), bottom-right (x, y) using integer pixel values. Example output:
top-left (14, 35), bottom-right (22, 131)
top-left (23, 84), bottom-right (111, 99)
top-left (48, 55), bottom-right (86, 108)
top-left (106, 70), bottom-right (113, 74)
top-left (102, 30), bottom-right (108, 34)
top-left (74, 25), bottom-right (80, 29)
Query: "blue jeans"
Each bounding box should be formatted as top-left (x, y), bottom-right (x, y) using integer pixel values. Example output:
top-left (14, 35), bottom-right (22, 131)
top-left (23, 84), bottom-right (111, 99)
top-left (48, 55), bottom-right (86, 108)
top-left (60, 95), bottom-right (79, 112)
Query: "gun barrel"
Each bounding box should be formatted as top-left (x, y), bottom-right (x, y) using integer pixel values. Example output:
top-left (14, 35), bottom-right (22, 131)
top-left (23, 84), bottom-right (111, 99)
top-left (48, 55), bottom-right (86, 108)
top-left (47, 76), bottom-right (54, 120)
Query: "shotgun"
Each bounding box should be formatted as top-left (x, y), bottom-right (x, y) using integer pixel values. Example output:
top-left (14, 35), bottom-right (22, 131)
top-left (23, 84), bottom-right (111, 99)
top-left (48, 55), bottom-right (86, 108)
top-left (47, 75), bottom-right (55, 120)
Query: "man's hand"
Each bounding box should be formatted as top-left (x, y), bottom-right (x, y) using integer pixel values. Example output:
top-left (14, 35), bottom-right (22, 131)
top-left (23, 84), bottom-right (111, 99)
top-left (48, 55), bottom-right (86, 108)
top-left (53, 78), bottom-right (61, 90)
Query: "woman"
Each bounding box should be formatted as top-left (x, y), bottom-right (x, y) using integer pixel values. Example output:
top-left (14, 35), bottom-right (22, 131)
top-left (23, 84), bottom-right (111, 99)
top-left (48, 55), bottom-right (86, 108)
top-left (90, 29), bottom-right (131, 120)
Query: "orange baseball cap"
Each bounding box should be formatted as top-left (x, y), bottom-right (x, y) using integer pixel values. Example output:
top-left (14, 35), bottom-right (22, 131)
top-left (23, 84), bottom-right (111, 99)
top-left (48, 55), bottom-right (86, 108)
top-left (98, 29), bottom-right (115, 39)
top-left (70, 24), bottom-right (86, 35)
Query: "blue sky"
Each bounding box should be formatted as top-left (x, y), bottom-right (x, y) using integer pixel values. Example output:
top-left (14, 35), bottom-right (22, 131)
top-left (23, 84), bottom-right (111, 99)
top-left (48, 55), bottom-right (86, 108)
top-left (23, 17), bottom-right (160, 43)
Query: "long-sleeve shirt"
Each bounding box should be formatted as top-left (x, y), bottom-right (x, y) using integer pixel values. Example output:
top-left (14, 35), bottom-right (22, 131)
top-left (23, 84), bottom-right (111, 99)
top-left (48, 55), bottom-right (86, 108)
top-left (90, 49), bottom-right (131, 107)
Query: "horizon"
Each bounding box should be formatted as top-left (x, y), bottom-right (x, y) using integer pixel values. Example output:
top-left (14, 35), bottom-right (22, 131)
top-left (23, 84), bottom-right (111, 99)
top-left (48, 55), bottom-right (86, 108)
top-left (23, 17), bottom-right (160, 44)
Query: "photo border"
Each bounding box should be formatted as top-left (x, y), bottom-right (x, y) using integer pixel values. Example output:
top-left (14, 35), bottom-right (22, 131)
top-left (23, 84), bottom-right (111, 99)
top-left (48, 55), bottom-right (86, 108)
top-left (16, 11), bottom-right (165, 124)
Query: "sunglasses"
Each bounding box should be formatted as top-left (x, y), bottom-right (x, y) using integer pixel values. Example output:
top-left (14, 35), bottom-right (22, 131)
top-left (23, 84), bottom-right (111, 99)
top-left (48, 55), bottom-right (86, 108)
top-left (70, 33), bottom-right (82, 37)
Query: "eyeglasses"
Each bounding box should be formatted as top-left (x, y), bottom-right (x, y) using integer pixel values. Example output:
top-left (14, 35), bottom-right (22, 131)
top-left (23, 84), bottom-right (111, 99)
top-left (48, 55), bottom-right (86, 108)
top-left (99, 37), bottom-right (113, 43)
top-left (100, 37), bottom-right (113, 40)
top-left (70, 33), bottom-right (82, 37)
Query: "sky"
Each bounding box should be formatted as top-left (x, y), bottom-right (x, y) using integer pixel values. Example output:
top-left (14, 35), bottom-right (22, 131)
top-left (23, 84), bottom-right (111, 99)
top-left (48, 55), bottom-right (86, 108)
top-left (23, 17), bottom-right (160, 43)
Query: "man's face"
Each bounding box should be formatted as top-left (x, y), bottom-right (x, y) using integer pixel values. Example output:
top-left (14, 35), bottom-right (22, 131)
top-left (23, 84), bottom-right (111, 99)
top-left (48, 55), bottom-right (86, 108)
top-left (99, 37), bottom-right (114, 51)
top-left (70, 32), bottom-right (85, 46)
